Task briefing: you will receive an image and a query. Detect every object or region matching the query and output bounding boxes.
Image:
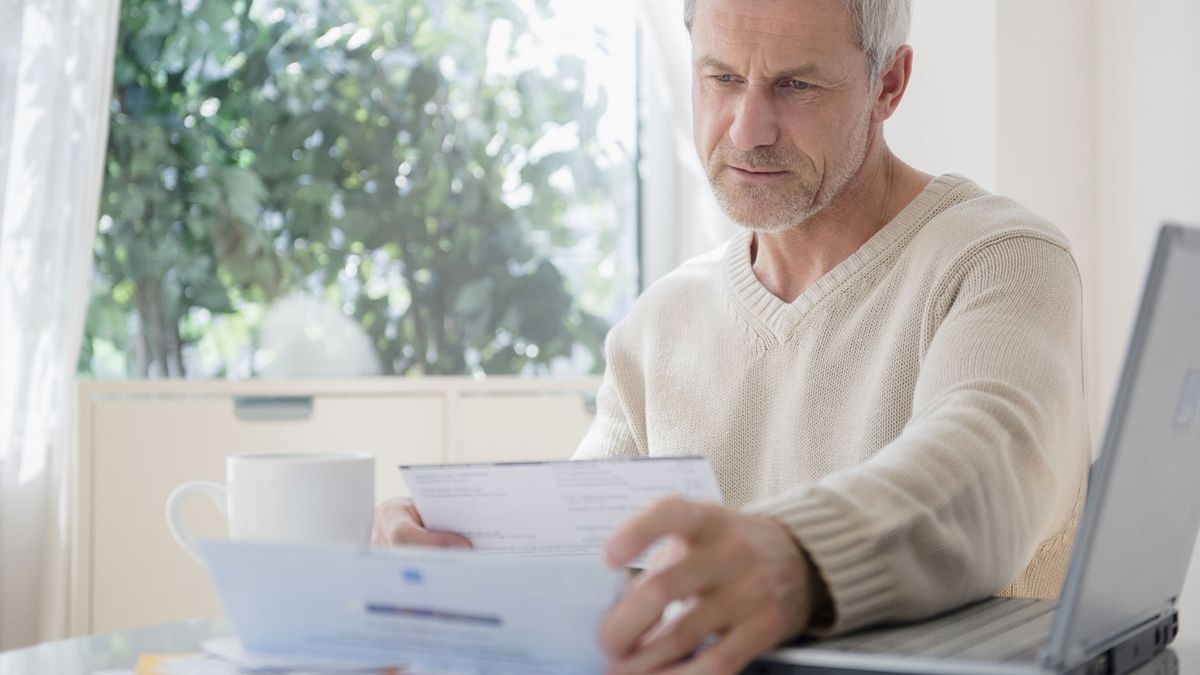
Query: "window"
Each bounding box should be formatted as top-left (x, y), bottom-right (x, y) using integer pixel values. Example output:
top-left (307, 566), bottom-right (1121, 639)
top-left (81, 0), bottom-right (637, 379)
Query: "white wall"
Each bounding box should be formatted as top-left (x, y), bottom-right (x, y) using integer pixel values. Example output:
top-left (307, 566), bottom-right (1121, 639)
top-left (898, 0), bottom-right (1200, 441)
top-left (994, 1), bottom-right (1096, 424)
top-left (1092, 0), bottom-right (1200, 425)
top-left (888, 0), bottom-right (998, 190)
top-left (1091, 1), bottom-right (1200, 635)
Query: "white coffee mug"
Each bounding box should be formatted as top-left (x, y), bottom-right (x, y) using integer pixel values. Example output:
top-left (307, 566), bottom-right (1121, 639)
top-left (166, 452), bottom-right (375, 562)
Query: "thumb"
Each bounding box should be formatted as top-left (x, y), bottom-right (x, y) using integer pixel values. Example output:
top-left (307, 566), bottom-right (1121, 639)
top-left (423, 530), bottom-right (473, 549)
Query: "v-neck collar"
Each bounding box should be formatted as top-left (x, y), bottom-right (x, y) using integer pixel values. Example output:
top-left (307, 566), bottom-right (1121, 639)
top-left (723, 173), bottom-right (971, 343)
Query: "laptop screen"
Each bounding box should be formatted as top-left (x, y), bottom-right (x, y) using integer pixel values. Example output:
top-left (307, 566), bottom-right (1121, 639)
top-left (1044, 224), bottom-right (1200, 669)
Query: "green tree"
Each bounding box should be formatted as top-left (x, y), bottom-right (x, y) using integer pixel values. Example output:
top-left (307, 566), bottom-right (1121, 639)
top-left (82, 0), bottom-right (634, 378)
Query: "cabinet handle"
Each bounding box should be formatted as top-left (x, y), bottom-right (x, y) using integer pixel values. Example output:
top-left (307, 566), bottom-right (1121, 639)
top-left (233, 396), bottom-right (314, 421)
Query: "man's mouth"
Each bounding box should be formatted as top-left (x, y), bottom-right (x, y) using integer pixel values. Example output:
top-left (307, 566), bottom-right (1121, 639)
top-left (728, 166), bottom-right (790, 180)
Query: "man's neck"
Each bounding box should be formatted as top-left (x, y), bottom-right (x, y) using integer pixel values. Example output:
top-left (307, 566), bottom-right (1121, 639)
top-left (750, 142), bottom-right (932, 303)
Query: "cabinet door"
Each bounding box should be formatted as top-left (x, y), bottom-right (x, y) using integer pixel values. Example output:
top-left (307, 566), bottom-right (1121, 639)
top-left (452, 392), bottom-right (594, 463)
top-left (89, 395), bottom-right (442, 633)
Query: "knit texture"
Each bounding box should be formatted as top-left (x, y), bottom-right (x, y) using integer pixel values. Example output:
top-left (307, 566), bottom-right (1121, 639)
top-left (573, 174), bottom-right (1090, 635)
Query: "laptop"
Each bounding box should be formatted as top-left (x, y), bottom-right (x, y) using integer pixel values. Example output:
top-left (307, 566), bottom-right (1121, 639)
top-left (751, 223), bottom-right (1200, 675)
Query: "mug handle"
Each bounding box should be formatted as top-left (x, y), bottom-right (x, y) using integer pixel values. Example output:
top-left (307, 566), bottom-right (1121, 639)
top-left (165, 481), bottom-right (227, 563)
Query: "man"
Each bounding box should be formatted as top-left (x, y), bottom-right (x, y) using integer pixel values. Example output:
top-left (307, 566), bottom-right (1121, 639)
top-left (373, 0), bottom-right (1089, 673)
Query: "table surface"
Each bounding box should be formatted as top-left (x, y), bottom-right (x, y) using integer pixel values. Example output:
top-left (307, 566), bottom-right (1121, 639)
top-left (0, 619), bottom-right (230, 674)
top-left (1, 619), bottom-right (1196, 674)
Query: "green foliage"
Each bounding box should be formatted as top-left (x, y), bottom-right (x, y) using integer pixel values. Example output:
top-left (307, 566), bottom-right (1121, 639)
top-left (82, 0), bottom-right (634, 378)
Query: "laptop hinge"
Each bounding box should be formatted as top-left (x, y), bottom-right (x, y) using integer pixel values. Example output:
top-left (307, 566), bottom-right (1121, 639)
top-left (1058, 612), bottom-right (1177, 675)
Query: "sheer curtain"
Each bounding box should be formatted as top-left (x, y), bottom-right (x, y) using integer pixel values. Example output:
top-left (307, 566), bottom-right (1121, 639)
top-left (637, 2), bottom-right (734, 286)
top-left (0, 0), bottom-right (119, 650)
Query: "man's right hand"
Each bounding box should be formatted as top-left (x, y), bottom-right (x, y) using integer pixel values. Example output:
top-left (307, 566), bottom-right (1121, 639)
top-left (370, 497), bottom-right (473, 549)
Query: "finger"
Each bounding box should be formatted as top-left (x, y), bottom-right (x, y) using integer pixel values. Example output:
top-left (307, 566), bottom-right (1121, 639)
top-left (609, 575), bottom-right (760, 674)
top-left (645, 537), bottom-right (686, 571)
top-left (422, 530), bottom-right (473, 549)
top-left (599, 537), bottom-right (737, 659)
top-left (389, 521), bottom-right (472, 549)
top-left (371, 520), bottom-right (388, 546)
top-left (399, 500), bottom-right (426, 527)
top-left (657, 611), bottom-right (785, 675)
top-left (604, 497), bottom-right (717, 568)
top-left (373, 498), bottom-right (424, 539)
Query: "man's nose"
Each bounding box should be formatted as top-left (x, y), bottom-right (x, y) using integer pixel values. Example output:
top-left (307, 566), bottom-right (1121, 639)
top-left (729, 86), bottom-right (779, 151)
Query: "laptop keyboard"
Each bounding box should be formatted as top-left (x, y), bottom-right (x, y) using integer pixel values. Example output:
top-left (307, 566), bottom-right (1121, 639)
top-left (801, 597), bottom-right (1056, 663)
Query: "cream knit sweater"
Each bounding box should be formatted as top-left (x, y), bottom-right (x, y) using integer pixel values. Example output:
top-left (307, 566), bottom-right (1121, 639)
top-left (573, 174), bottom-right (1089, 635)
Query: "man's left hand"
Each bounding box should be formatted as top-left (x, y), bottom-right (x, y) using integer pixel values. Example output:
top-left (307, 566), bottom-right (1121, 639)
top-left (599, 496), bottom-right (828, 675)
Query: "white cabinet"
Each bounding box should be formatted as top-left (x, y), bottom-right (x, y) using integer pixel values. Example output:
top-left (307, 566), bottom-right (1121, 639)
top-left (452, 393), bottom-right (596, 464)
top-left (71, 377), bottom-right (599, 635)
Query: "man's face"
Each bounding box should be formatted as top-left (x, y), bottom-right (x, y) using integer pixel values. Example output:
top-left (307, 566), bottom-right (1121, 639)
top-left (691, 0), bottom-right (875, 232)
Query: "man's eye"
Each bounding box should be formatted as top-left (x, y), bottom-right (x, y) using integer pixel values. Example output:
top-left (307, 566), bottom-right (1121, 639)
top-left (713, 74), bottom-right (735, 83)
top-left (786, 80), bottom-right (811, 91)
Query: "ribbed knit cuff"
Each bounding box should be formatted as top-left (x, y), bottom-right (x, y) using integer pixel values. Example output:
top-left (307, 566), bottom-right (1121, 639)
top-left (746, 488), bottom-right (900, 636)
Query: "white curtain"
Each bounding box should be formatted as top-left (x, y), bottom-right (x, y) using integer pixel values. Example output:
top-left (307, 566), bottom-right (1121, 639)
top-left (0, 0), bottom-right (119, 650)
top-left (636, 2), bottom-right (734, 286)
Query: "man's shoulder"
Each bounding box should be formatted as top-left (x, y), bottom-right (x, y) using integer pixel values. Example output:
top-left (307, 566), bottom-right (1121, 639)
top-left (636, 239), bottom-right (731, 308)
top-left (606, 239), bottom-right (732, 348)
top-left (909, 177), bottom-right (1075, 266)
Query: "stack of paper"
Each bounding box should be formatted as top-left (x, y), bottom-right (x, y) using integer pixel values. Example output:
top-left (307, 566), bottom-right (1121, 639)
top-left (193, 458), bottom-right (723, 674)
top-left (198, 541), bottom-right (626, 674)
top-left (401, 457), bottom-right (724, 564)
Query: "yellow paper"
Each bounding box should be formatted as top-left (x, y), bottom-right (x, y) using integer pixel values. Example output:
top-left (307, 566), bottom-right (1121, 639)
top-left (133, 653), bottom-right (194, 675)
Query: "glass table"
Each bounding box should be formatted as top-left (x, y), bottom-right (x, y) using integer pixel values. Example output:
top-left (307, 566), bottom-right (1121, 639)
top-left (0, 619), bottom-right (1191, 674)
top-left (0, 619), bottom-right (230, 674)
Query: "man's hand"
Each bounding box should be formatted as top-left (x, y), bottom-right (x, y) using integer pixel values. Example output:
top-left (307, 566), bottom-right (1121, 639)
top-left (599, 496), bottom-right (828, 675)
top-left (370, 497), bottom-right (472, 549)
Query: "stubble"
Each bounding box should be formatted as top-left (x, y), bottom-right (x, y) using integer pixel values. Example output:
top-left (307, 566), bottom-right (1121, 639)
top-left (704, 106), bottom-right (872, 234)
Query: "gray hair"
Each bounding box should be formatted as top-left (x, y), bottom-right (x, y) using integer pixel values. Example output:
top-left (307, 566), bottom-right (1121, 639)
top-left (683, 0), bottom-right (912, 85)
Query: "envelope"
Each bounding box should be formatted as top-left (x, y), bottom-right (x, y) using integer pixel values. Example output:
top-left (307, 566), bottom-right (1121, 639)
top-left (197, 540), bottom-right (628, 674)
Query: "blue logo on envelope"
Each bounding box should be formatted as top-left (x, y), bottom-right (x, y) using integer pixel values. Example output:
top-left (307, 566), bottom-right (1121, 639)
top-left (402, 568), bottom-right (423, 584)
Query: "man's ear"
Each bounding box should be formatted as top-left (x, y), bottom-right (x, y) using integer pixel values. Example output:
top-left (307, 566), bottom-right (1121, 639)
top-left (872, 45), bottom-right (913, 124)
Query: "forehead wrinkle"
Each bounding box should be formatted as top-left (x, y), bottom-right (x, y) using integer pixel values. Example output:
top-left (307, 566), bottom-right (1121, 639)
top-left (700, 11), bottom-right (853, 67)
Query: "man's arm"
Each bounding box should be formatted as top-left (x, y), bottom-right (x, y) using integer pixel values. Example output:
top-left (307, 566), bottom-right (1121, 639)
top-left (747, 233), bottom-right (1089, 634)
top-left (574, 327), bottom-right (646, 460)
top-left (597, 234), bottom-right (1088, 674)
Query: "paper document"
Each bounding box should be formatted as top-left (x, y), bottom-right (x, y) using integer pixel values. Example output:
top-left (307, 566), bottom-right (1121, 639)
top-left (401, 457), bottom-right (724, 558)
top-left (197, 539), bottom-right (627, 674)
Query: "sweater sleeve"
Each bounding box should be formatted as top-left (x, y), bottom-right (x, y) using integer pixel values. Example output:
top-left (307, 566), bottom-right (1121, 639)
top-left (572, 322), bottom-right (646, 460)
top-left (747, 234), bottom-right (1089, 635)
